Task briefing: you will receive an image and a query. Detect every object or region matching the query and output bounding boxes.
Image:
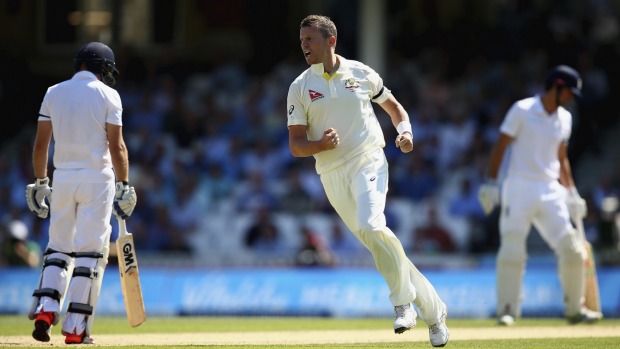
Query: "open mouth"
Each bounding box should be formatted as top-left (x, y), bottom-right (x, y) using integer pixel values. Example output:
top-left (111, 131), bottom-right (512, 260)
top-left (304, 50), bottom-right (311, 57)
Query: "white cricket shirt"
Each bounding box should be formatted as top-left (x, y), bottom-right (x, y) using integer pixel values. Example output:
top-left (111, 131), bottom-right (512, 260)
top-left (500, 95), bottom-right (572, 181)
top-left (287, 55), bottom-right (390, 174)
top-left (38, 71), bottom-right (123, 175)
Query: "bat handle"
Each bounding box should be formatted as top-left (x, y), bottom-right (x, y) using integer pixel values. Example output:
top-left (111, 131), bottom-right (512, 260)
top-left (118, 218), bottom-right (128, 237)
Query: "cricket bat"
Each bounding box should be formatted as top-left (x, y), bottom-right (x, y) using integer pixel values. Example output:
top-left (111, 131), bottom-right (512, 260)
top-left (574, 217), bottom-right (601, 312)
top-left (116, 218), bottom-right (146, 327)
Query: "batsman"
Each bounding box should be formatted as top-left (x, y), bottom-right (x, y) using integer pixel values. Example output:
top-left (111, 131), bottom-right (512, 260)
top-left (26, 42), bottom-right (137, 344)
top-left (478, 65), bottom-right (602, 325)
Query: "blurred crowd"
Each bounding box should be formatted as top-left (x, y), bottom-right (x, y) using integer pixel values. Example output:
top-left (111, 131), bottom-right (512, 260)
top-left (2, 2), bottom-right (620, 267)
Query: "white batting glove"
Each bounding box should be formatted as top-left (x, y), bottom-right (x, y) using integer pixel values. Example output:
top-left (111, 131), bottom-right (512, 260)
top-left (566, 187), bottom-right (587, 221)
top-left (478, 180), bottom-right (499, 215)
top-left (113, 181), bottom-right (137, 220)
top-left (26, 177), bottom-right (52, 219)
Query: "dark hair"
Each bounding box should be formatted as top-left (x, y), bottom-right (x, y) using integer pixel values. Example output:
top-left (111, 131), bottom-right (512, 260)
top-left (300, 15), bottom-right (337, 41)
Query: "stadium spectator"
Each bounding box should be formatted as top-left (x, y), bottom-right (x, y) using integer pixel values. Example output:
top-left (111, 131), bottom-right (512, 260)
top-left (0, 219), bottom-right (41, 268)
top-left (295, 226), bottom-right (335, 267)
top-left (243, 206), bottom-right (285, 252)
top-left (412, 206), bottom-right (456, 254)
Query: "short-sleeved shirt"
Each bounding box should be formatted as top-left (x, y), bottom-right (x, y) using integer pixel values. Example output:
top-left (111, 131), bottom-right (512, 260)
top-left (38, 71), bottom-right (122, 178)
top-left (287, 55), bottom-right (390, 174)
top-left (500, 95), bottom-right (572, 181)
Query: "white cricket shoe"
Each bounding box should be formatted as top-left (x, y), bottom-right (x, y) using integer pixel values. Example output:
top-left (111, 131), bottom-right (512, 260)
top-left (567, 308), bottom-right (603, 324)
top-left (429, 306), bottom-right (449, 347)
top-left (497, 314), bottom-right (515, 326)
top-left (393, 303), bottom-right (416, 334)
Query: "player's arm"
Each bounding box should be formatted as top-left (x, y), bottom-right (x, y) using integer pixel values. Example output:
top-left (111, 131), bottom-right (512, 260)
top-left (486, 132), bottom-right (514, 180)
top-left (288, 124), bottom-right (339, 157)
top-left (558, 141), bottom-right (575, 189)
top-left (32, 121), bottom-right (53, 178)
top-left (26, 120), bottom-right (53, 219)
top-left (477, 132), bottom-right (513, 215)
top-left (559, 140), bottom-right (587, 221)
top-left (107, 122), bottom-right (129, 182)
top-left (379, 94), bottom-right (413, 152)
top-left (380, 94), bottom-right (409, 130)
top-left (108, 122), bottom-right (137, 219)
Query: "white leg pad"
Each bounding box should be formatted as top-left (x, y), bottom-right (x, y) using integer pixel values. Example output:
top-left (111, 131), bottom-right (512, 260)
top-left (496, 234), bottom-right (527, 318)
top-left (62, 242), bottom-right (109, 337)
top-left (86, 240), bottom-right (109, 337)
top-left (29, 251), bottom-right (75, 326)
top-left (555, 231), bottom-right (586, 316)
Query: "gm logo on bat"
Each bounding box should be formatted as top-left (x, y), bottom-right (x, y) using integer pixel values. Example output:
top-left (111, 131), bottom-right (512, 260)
top-left (122, 242), bottom-right (137, 272)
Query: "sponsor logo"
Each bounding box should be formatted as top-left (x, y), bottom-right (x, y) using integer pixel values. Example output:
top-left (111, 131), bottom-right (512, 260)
top-left (309, 90), bottom-right (324, 101)
top-left (122, 242), bottom-right (137, 272)
top-left (370, 176), bottom-right (376, 181)
top-left (288, 105), bottom-right (294, 115)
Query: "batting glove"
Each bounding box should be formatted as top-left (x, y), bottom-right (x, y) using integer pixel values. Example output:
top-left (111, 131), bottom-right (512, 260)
top-left (113, 181), bottom-right (137, 220)
top-left (26, 177), bottom-right (52, 219)
top-left (478, 180), bottom-right (500, 215)
top-left (566, 187), bottom-right (587, 221)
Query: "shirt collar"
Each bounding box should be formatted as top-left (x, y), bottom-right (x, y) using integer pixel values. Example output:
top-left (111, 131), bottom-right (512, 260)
top-left (533, 94), bottom-right (548, 115)
top-left (73, 70), bottom-right (99, 81)
top-left (310, 55), bottom-right (351, 76)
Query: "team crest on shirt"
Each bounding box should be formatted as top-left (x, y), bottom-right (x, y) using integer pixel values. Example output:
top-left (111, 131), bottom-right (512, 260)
top-left (309, 90), bottom-right (324, 102)
top-left (344, 78), bottom-right (360, 91)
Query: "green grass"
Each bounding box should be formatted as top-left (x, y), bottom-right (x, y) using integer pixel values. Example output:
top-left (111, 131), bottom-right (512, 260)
top-left (5, 316), bottom-right (607, 335)
top-left (2, 316), bottom-right (619, 348)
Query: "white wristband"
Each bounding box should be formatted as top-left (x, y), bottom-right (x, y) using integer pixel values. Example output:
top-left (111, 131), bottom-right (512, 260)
top-left (396, 121), bottom-right (412, 135)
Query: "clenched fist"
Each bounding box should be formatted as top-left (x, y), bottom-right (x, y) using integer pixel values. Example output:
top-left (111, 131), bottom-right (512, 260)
top-left (396, 132), bottom-right (413, 153)
top-left (321, 128), bottom-right (340, 151)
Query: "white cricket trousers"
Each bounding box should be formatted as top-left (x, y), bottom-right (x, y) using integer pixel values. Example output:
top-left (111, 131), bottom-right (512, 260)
top-left (320, 148), bottom-right (446, 324)
top-left (40, 168), bottom-right (115, 335)
top-left (496, 177), bottom-right (584, 317)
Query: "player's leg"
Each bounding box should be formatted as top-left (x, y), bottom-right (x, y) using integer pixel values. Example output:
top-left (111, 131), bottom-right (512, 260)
top-left (29, 249), bottom-right (75, 342)
top-left (62, 181), bottom-right (114, 344)
top-left (30, 182), bottom-right (77, 342)
top-left (321, 152), bottom-right (416, 304)
top-left (533, 180), bottom-right (600, 323)
top-left (321, 155), bottom-right (418, 333)
top-left (321, 150), bottom-right (446, 344)
top-left (352, 150), bottom-right (447, 346)
top-left (496, 178), bottom-right (535, 323)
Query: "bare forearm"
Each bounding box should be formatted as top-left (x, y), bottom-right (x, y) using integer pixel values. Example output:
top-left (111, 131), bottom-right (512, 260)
top-left (32, 146), bottom-right (49, 179)
top-left (559, 158), bottom-right (575, 188)
top-left (289, 126), bottom-right (338, 157)
top-left (486, 133), bottom-right (513, 180)
top-left (32, 121), bottom-right (53, 179)
top-left (289, 138), bottom-right (326, 157)
top-left (486, 147), bottom-right (504, 180)
top-left (110, 144), bottom-right (129, 182)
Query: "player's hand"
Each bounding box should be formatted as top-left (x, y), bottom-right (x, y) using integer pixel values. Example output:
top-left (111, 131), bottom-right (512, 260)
top-left (320, 128), bottom-right (339, 151)
top-left (396, 132), bottom-right (413, 153)
top-left (26, 177), bottom-right (52, 219)
top-left (478, 181), bottom-right (499, 215)
top-left (567, 187), bottom-right (587, 221)
top-left (113, 181), bottom-right (137, 220)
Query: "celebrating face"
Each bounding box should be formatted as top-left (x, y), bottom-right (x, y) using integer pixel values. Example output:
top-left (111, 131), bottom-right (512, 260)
top-left (300, 26), bottom-right (331, 66)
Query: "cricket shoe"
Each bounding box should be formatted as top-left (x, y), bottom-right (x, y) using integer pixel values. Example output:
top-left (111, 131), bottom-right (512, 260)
top-left (32, 311), bottom-right (54, 342)
top-left (393, 303), bottom-right (417, 334)
top-left (429, 306), bottom-right (449, 347)
top-left (64, 330), bottom-right (95, 344)
top-left (567, 308), bottom-right (603, 324)
top-left (497, 314), bottom-right (515, 326)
